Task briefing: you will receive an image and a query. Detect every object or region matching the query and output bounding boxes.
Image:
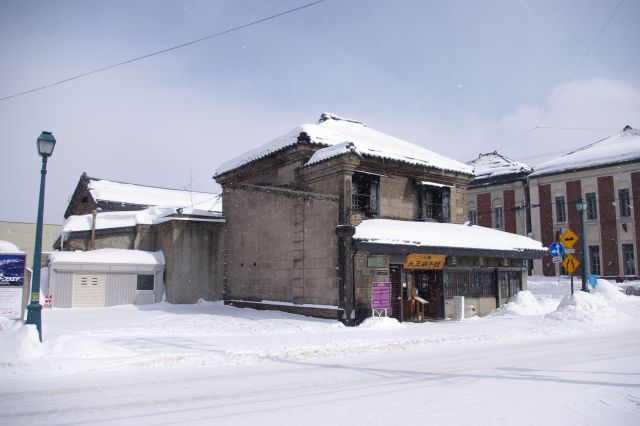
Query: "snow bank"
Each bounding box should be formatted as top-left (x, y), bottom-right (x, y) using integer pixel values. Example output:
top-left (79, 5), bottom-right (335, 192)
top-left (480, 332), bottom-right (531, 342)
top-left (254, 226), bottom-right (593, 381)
top-left (545, 291), bottom-right (614, 322)
top-left (49, 334), bottom-right (135, 359)
top-left (492, 291), bottom-right (547, 316)
top-left (0, 240), bottom-right (21, 253)
top-left (0, 323), bottom-right (44, 363)
top-left (358, 317), bottom-right (404, 329)
top-left (590, 278), bottom-right (627, 301)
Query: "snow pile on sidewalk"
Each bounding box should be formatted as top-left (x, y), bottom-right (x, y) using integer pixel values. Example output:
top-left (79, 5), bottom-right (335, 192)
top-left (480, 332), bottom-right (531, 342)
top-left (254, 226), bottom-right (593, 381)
top-left (0, 322), bottom-right (44, 364)
top-left (491, 290), bottom-right (547, 316)
top-left (1, 277), bottom-right (639, 377)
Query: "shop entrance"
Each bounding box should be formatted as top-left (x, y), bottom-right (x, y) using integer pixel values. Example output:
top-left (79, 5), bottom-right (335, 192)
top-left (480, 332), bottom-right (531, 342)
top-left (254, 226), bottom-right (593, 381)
top-left (390, 266), bottom-right (442, 321)
top-left (415, 270), bottom-right (443, 319)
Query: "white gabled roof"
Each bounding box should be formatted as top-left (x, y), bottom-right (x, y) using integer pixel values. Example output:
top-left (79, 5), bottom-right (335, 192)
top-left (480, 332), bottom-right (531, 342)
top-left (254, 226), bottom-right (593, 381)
top-left (215, 113), bottom-right (473, 177)
top-left (468, 151), bottom-right (532, 180)
top-left (88, 179), bottom-right (222, 213)
top-left (530, 126), bottom-right (640, 177)
top-left (353, 219), bottom-right (545, 253)
top-left (49, 248), bottom-right (165, 266)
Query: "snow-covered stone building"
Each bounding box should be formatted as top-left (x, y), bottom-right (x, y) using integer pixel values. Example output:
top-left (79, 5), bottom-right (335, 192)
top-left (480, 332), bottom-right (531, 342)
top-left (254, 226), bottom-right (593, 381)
top-left (529, 126), bottom-right (640, 279)
top-left (214, 113), bottom-right (545, 324)
top-left (56, 174), bottom-right (225, 304)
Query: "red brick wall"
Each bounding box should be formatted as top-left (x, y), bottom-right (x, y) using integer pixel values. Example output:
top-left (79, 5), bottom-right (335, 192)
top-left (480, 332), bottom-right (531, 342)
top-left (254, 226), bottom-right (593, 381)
top-left (538, 184), bottom-right (555, 276)
top-left (566, 180), bottom-right (583, 276)
top-left (477, 193), bottom-right (492, 228)
top-left (503, 190), bottom-right (516, 234)
top-left (597, 176), bottom-right (620, 276)
top-left (632, 172), bottom-right (640, 275)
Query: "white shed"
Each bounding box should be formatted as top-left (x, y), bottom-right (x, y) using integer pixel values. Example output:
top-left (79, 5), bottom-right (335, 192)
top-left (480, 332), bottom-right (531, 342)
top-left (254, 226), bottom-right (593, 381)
top-left (49, 249), bottom-right (165, 308)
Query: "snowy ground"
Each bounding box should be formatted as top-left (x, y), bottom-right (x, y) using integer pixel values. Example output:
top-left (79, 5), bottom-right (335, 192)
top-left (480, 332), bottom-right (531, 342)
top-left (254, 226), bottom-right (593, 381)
top-left (1, 277), bottom-right (639, 425)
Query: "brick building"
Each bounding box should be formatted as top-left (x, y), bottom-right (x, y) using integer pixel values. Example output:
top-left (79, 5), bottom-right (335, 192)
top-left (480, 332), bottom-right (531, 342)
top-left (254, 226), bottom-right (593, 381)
top-left (466, 152), bottom-right (532, 235)
top-left (215, 113), bottom-right (545, 324)
top-left (529, 126), bottom-right (640, 279)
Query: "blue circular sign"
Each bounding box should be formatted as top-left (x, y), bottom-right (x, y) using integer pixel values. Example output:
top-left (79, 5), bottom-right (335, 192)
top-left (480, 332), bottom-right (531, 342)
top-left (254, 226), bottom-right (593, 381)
top-left (549, 242), bottom-right (564, 257)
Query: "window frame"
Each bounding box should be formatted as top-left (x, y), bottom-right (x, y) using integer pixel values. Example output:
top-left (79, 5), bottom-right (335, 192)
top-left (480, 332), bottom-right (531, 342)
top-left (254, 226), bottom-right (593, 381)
top-left (622, 244), bottom-right (635, 276)
top-left (420, 184), bottom-right (451, 223)
top-left (494, 206), bottom-right (504, 229)
top-left (618, 188), bottom-right (631, 218)
top-left (468, 208), bottom-right (477, 225)
top-left (588, 245), bottom-right (600, 276)
top-left (586, 192), bottom-right (597, 221)
top-left (136, 274), bottom-right (155, 291)
top-left (555, 196), bottom-right (566, 223)
top-left (351, 172), bottom-right (379, 217)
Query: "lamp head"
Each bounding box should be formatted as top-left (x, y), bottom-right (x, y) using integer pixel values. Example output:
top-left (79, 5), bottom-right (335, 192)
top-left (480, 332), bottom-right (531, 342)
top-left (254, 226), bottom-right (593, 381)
top-left (37, 131), bottom-right (56, 157)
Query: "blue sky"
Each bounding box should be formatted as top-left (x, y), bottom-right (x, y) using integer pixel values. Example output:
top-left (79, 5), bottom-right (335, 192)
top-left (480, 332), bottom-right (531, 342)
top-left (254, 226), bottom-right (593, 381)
top-left (1, 0), bottom-right (639, 225)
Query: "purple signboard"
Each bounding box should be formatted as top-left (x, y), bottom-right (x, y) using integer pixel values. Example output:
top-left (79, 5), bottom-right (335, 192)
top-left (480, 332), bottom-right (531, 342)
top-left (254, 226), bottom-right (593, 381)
top-left (371, 282), bottom-right (391, 309)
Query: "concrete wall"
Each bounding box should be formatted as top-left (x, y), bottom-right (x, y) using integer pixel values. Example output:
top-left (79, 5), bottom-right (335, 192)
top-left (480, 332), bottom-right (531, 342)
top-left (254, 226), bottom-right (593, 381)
top-left (155, 219), bottom-right (225, 304)
top-left (62, 229), bottom-right (136, 252)
top-left (223, 184), bottom-right (339, 307)
top-left (0, 221), bottom-right (61, 266)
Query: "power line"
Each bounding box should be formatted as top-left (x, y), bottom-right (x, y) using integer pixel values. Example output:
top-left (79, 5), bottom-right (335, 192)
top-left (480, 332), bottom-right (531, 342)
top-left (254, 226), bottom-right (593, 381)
top-left (0, 0), bottom-right (327, 102)
top-left (497, 0), bottom-right (625, 152)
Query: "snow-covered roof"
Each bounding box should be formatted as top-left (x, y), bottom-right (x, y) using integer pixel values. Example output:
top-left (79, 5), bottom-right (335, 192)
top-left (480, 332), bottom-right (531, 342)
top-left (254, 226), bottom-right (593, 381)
top-left (530, 125), bottom-right (640, 177)
top-left (215, 113), bottom-right (473, 177)
top-left (60, 206), bottom-right (224, 235)
top-left (87, 178), bottom-right (222, 212)
top-left (468, 151), bottom-right (532, 181)
top-left (0, 240), bottom-right (22, 253)
top-left (49, 249), bottom-right (165, 266)
top-left (353, 219), bottom-right (545, 254)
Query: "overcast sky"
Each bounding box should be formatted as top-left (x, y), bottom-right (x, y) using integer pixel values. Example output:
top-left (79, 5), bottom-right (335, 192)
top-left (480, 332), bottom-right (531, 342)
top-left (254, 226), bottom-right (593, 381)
top-left (1, 0), bottom-right (638, 225)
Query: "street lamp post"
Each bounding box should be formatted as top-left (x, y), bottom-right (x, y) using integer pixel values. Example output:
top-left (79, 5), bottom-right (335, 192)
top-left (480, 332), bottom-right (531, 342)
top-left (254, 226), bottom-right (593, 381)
top-left (25, 131), bottom-right (56, 342)
top-left (575, 197), bottom-right (590, 293)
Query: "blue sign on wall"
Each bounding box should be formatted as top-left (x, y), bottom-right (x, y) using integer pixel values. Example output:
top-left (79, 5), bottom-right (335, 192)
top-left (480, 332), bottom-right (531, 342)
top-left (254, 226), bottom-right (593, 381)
top-left (0, 253), bottom-right (26, 287)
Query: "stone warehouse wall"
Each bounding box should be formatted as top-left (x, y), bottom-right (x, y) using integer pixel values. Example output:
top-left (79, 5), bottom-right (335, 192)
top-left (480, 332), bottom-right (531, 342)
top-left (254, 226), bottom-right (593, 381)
top-left (155, 220), bottom-right (225, 304)
top-left (223, 184), bottom-right (339, 307)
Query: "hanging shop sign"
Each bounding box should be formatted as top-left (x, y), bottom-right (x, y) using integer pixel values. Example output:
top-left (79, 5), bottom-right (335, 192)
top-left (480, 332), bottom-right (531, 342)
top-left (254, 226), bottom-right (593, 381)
top-left (404, 254), bottom-right (447, 270)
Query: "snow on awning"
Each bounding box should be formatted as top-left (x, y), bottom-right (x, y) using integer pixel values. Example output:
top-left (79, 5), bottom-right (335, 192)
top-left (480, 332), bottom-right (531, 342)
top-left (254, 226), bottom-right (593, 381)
top-left (353, 219), bottom-right (546, 258)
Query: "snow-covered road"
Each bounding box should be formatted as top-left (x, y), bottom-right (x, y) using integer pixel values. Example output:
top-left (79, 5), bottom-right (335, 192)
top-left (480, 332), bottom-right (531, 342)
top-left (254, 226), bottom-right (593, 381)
top-left (1, 278), bottom-right (639, 425)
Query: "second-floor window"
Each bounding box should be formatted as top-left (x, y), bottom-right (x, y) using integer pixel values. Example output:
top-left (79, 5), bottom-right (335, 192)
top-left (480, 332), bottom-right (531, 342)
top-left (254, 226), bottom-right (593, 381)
top-left (352, 172), bottom-right (379, 216)
top-left (586, 192), bottom-right (597, 220)
top-left (589, 245), bottom-right (600, 275)
top-left (494, 206), bottom-right (504, 229)
top-left (420, 184), bottom-right (450, 223)
top-left (468, 209), bottom-right (477, 225)
top-left (619, 188), bottom-right (631, 217)
top-left (555, 196), bottom-right (566, 223)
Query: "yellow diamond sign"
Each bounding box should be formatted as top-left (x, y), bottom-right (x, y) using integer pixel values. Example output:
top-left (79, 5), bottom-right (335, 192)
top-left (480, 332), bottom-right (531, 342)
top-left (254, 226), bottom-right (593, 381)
top-left (562, 254), bottom-right (580, 275)
top-left (560, 229), bottom-right (579, 248)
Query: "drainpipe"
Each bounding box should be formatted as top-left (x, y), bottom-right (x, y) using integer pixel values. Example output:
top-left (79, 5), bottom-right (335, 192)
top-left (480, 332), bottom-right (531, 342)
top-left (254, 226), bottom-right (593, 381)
top-left (90, 209), bottom-right (97, 251)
